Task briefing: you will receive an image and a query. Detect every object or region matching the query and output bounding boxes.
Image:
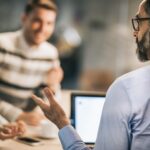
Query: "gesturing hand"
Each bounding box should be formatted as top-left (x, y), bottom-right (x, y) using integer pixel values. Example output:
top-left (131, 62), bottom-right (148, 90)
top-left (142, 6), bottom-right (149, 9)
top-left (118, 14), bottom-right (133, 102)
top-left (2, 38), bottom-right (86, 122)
top-left (32, 87), bottom-right (70, 129)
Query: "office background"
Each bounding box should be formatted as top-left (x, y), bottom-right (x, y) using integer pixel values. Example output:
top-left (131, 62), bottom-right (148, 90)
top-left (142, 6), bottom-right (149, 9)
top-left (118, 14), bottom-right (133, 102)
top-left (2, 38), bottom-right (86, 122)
top-left (0, 0), bottom-right (148, 91)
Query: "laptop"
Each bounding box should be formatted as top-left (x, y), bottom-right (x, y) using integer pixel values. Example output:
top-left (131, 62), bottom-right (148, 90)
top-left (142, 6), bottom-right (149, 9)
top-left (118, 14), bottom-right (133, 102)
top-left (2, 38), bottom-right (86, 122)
top-left (71, 92), bottom-right (106, 146)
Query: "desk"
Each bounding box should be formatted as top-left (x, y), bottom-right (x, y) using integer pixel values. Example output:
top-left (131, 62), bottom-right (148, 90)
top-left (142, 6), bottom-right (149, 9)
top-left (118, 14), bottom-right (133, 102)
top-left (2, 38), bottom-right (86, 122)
top-left (0, 90), bottom-right (99, 149)
top-left (0, 138), bottom-right (62, 150)
top-left (0, 90), bottom-right (71, 150)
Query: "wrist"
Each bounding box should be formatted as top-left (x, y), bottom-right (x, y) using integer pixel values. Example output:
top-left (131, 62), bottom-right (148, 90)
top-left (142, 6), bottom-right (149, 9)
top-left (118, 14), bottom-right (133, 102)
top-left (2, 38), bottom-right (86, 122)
top-left (48, 84), bottom-right (60, 92)
top-left (56, 118), bottom-right (70, 129)
top-left (16, 112), bottom-right (25, 121)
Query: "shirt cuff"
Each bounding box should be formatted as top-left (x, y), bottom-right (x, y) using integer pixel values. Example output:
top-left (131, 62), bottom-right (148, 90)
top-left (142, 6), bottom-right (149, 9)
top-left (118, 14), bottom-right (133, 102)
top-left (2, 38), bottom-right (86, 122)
top-left (58, 125), bottom-right (85, 150)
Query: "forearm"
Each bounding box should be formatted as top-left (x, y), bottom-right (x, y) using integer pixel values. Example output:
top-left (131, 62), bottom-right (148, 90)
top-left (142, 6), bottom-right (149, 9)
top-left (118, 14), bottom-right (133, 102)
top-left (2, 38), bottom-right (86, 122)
top-left (48, 84), bottom-right (61, 94)
top-left (45, 62), bottom-right (64, 91)
top-left (0, 101), bottom-right (23, 122)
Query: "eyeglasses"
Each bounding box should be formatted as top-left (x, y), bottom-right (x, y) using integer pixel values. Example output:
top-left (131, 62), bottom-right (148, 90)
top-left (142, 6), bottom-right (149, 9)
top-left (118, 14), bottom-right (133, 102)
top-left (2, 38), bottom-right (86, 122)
top-left (132, 17), bottom-right (150, 31)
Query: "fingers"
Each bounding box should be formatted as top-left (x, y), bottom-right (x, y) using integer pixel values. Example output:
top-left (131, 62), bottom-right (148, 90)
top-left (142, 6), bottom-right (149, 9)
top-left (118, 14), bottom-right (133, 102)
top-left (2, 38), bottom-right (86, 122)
top-left (32, 87), bottom-right (56, 108)
top-left (3, 123), bottom-right (18, 133)
top-left (0, 123), bottom-right (24, 140)
top-left (17, 121), bottom-right (26, 134)
top-left (32, 94), bottom-right (48, 110)
top-left (1, 127), bottom-right (11, 134)
top-left (0, 132), bottom-right (14, 140)
top-left (43, 87), bottom-right (55, 104)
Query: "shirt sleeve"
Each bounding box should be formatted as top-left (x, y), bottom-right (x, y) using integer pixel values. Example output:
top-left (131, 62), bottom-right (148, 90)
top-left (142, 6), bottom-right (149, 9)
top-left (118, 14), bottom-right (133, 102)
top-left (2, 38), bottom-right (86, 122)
top-left (0, 115), bottom-right (9, 125)
top-left (94, 79), bottom-right (131, 150)
top-left (42, 58), bottom-right (61, 86)
top-left (59, 125), bottom-right (91, 150)
top-left (0, 101), bottom-right (23, 122)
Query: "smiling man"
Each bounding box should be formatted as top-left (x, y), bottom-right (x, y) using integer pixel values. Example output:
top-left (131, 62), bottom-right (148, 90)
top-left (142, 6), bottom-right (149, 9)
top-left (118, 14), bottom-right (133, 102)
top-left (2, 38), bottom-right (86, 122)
top-left (0, 0), bottom-right (63, 126)
top-left (33, 0), bottom-right (150, 150)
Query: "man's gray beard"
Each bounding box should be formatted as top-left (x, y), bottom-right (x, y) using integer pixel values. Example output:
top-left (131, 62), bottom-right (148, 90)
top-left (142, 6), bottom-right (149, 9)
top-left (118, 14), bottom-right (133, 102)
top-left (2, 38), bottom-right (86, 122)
top-left (136, 31), bottom-right (150, 61)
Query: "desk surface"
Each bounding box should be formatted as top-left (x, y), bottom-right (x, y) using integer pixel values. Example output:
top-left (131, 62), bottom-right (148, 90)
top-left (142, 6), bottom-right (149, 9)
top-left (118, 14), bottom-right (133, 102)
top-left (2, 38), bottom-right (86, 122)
top-left (0, 138), bottom-right (62, 150)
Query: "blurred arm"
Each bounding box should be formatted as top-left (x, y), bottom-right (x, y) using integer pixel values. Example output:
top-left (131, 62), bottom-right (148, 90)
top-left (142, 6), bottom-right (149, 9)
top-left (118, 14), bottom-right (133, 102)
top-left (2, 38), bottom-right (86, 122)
top-left (0, 101), bottom-right (23, 122)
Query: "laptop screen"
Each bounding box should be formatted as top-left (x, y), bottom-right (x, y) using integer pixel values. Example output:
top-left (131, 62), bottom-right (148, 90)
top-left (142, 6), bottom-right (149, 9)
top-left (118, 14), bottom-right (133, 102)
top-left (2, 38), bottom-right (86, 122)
top-left (71, 93), bottom-right (105, 144)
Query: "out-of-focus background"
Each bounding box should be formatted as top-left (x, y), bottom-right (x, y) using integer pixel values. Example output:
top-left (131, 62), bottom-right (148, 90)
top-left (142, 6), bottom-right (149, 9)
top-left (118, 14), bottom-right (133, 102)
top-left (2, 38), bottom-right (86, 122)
top-left (0, 0), bottom-right (149, 92)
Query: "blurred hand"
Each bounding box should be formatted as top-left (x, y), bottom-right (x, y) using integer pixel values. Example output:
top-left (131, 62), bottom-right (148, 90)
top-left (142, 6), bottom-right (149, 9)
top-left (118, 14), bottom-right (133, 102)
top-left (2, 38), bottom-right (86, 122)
top-left (16, 111), bottom-right (45, 126)
top-left (47, 67), bottom-right (64, 88)
top-left (32, 87), bottom-right (70, 129)
top-left (0, 121), bottom-right (26, 140)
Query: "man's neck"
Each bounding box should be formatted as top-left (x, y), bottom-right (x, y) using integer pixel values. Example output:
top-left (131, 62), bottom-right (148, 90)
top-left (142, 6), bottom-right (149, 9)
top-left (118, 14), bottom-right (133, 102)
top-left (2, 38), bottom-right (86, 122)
top-left (23, 31), bottom-right (40, 48)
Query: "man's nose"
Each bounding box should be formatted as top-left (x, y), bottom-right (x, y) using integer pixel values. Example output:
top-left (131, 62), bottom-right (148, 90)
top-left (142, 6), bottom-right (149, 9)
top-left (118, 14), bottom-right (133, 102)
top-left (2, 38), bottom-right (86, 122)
top-left (39, 23), bottom-right (46, 32)
top-left (133, 31), bottom-right (138, 38)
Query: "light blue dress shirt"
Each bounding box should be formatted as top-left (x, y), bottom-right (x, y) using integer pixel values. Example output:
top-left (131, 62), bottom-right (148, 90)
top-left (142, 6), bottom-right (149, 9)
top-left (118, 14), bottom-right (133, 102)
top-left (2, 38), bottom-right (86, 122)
top-left (59, 65), bottom-right (150, 150)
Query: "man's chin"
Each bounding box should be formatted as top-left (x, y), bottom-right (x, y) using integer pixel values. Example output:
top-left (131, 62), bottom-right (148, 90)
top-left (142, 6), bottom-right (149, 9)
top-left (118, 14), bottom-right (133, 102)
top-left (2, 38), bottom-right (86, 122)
top-left (33, 38), bottom-right (46, 46)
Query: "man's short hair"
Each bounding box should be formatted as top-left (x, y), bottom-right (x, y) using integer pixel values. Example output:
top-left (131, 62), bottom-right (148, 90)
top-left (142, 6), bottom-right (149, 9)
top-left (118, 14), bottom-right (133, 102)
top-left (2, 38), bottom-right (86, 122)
top-left (144, 0), bottom-right (150, 16)
top-left (25, 0), bottom-right (58, 14)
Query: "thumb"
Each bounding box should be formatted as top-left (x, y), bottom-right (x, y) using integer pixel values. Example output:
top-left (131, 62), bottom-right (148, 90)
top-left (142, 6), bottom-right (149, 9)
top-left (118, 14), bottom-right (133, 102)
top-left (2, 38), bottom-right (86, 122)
top-left (32, 94), bottom-right (49, 110)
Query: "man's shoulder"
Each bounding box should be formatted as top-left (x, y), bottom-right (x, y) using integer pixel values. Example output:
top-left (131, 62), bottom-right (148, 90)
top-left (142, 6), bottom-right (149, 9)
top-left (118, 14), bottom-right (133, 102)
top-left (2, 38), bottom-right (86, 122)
top-left (119, 65), bottom-right (150, 81)
top-left (42, 41), bottom-right (57, 50)
top-left (0, 30), bottom-right (20, 51)
top-left (113, 65), bottom-right (150, 89)
top-left (106, 65), bottom-right (150, 102)
top-left (0, 30), bottom-right (19, 40)
top-left (41, 41), bottom-right (58, 58)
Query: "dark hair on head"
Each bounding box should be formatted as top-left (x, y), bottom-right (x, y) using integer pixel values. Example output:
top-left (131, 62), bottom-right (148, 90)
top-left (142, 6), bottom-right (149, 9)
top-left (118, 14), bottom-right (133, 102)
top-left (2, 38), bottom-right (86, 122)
top-left (144, 0), bottom-right (150, 16)
top-left (25, 0), bottom-right (57, 14)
